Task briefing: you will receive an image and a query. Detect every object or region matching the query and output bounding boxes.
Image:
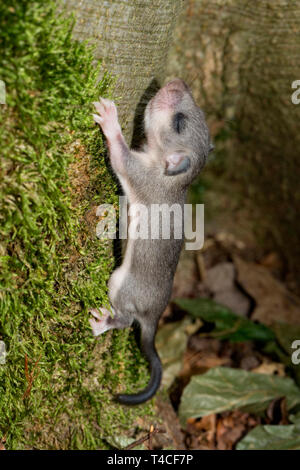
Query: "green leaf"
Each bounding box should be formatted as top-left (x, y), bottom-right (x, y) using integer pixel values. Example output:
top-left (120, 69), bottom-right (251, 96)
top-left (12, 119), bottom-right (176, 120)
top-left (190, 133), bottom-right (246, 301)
top-left (179, 367), bottom-right (300, 427)
top-left (156, 317), bottom-right (202, 388)
top-left (289, 411), bottom-right (300, 424)
top-left (105, 435), bottom-right (145, 450)
top-left (236, 424), bottom-right (300, 450)
top-left (174, 298), bottom-right (275, 342)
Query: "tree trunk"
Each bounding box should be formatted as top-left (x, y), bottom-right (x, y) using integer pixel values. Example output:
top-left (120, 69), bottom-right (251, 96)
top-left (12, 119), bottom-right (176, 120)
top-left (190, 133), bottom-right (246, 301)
top-left (166, 0), bottom-right (300, 289)
top-left (61, 0), bottom-right (184, 140)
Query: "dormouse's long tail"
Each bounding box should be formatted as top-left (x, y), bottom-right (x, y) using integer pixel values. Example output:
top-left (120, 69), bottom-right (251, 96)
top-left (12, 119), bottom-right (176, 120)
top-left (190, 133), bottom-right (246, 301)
top-left (116, 323), bottom-right (162, 405)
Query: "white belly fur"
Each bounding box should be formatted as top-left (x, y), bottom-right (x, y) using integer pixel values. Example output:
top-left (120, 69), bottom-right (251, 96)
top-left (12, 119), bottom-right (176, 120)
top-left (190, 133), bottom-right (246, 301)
top-left (108, 173), bottom-right (138, 306)
top-left (108, 238), bottom-right (133, 305)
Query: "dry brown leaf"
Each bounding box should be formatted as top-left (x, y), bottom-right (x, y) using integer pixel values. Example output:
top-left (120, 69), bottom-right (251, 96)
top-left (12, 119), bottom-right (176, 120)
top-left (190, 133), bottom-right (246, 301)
top-left (204, 262), bottom-right (235, 293)
top-left (185, 409), bottom-right (259, 450)
top-left (197, 414), bottom-right (216, 445)
top-left (214, 288), bottom-right (250, 317)
top-left (186, 414), bottom-right (217, 450)
top-left (156, 317), bottom-right (202, 388)
top-left (172, 250), bottom-right (199, 298)
top-left (252, 360), bottom-right (285, 377)
top-left (180, 349), bottom-right (228, 385)
top-left (215, 232), bottom-right (246, 251)
top-left (216, 411), bottom-right (258, 450)
top-left (234, 256), bottom-right (300, 325)
top-left (260, 252), bottom-right (283, 272)
top-left (203, 262), bottom-right (250, 316)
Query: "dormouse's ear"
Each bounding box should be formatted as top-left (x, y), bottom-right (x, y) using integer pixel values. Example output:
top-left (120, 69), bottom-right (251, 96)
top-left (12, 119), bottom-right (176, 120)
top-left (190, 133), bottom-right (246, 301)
top-left (165, 153), bottom-right (191, 176)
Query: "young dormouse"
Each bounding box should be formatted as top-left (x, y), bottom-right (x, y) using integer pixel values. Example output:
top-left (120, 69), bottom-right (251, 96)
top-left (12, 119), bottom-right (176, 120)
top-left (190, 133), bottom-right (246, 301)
top-left (91, 79), bottom-right (212, 405)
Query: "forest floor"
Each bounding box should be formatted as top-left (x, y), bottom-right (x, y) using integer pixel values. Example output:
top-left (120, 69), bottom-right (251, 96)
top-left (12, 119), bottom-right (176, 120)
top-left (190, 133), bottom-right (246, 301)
top-left (107, 227), bottom-right (300, 451)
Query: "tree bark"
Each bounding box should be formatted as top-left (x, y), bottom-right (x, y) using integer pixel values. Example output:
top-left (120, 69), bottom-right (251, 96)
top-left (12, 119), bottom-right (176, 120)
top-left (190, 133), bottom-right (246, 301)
top-left (166, 0), bottom-right (300, 288)
top-left (61, 0), bottom-right (184, 140)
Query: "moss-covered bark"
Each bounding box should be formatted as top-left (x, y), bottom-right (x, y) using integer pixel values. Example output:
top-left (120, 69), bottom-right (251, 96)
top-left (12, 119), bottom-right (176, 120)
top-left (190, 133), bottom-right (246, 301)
top-left (0, 0), bottom-right (154, 450)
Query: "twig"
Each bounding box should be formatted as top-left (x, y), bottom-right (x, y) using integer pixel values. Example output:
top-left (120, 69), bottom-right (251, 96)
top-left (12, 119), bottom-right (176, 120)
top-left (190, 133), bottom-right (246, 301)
top-left (195, 253), bottom-right (206, 281)
top-left (148, 425), bottom-right (154, 450)
top-left (23, 353), bottom-right (42, 399)
top-left (0, 436), bottom-right (6, 451)
top-left (124, 426), bottom-right (165, 450)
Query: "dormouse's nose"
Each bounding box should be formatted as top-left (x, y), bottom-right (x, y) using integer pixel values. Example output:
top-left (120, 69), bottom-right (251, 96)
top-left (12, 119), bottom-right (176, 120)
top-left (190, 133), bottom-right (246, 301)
top-left (146, 78), bottom-right (189, 115)
top-left (165, 79), bottom-right (188, 93)
top-left (157, 79), bottom-right (189, 107)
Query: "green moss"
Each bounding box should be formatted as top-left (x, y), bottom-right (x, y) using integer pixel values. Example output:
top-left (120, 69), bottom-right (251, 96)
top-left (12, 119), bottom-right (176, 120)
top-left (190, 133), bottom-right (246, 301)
top-left (0, 0), bottom-right (154, 450)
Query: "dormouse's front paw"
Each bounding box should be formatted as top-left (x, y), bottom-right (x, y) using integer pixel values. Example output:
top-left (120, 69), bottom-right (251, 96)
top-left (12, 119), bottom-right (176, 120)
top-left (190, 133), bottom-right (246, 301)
top-left (93, 98), bottom-right (121, 140)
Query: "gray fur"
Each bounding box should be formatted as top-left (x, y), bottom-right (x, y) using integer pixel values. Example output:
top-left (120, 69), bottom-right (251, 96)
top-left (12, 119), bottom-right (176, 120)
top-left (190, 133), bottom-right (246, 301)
top-left (92, 79), bottom-right (212, 404)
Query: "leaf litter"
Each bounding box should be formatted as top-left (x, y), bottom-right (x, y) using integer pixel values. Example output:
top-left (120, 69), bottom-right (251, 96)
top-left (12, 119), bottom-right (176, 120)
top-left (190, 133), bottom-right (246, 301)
top-left (150, 232), bottom-right (300, 450)
top-left (108, 232), bottom-right (300, 450)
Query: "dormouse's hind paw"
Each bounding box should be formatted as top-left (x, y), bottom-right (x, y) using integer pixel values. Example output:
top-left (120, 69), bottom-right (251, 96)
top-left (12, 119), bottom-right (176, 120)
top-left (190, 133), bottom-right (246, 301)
top-left (89, 307), bottom-right (113, 337)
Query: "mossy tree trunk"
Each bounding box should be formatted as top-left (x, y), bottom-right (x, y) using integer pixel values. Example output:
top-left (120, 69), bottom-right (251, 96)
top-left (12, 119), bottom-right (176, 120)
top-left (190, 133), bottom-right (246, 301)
top-left (0, 0), bottom-right (183, 449)
top-left (61, 0), bottom-right (184, 140)
top-left (166, 0), bottom-right (300, 289)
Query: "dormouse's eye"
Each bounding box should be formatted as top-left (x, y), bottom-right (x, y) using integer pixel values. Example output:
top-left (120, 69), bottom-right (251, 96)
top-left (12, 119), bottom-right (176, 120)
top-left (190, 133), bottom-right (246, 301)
top-left (173, 112), bottom-right (186, 134)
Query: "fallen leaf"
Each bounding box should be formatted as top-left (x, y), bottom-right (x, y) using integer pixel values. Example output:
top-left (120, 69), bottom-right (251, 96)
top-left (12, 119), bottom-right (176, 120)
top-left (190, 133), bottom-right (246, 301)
top-left (156, 317), bottom-right (202, 388)
top-left (214, 288), bottom-right (250, 317)
top-left (236, 424), bottom-right (300, 450)
top-left (105, 435), bottom-right (145, 450)
top-left (260, 252), bottom-right (283, 272)
top-left (172, 250), bottom-right (199, 298)
top-left (182, 349), bottom-right (227, 377)
top-left (234, 256), bottom-right (300, 325)
top-left (174, 297), bottom-right (274, 342)
top-left (216, 413), bottom-right (245, 450)
top-left (179, 367), bottom-right (300, 427)
top-left (289, 411), bottom-right (300, 424)
top-left (186, 414), bottom-right (217, 449)
top-left (173, 337), bottom-right (227, 396)
top-left (239, 355), bottom-right (261, 371)
top-left (204, 262), bottom-right (235, 293)
top-left (252, 361), bottom-right (285, 377)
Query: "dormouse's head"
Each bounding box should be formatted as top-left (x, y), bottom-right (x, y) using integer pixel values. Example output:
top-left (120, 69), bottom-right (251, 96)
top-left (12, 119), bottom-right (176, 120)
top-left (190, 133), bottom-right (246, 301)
top-left (144, 79), bottom-right (213, 184)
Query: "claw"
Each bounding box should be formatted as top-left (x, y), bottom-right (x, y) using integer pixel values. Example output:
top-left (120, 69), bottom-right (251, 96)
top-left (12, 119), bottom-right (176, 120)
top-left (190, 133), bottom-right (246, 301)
top-left (100, 97), bottom-right (111, 107)
top-left (92, 113), bottom-right (103, 125)
top-left (89, 308), bottom-right (102, 320)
